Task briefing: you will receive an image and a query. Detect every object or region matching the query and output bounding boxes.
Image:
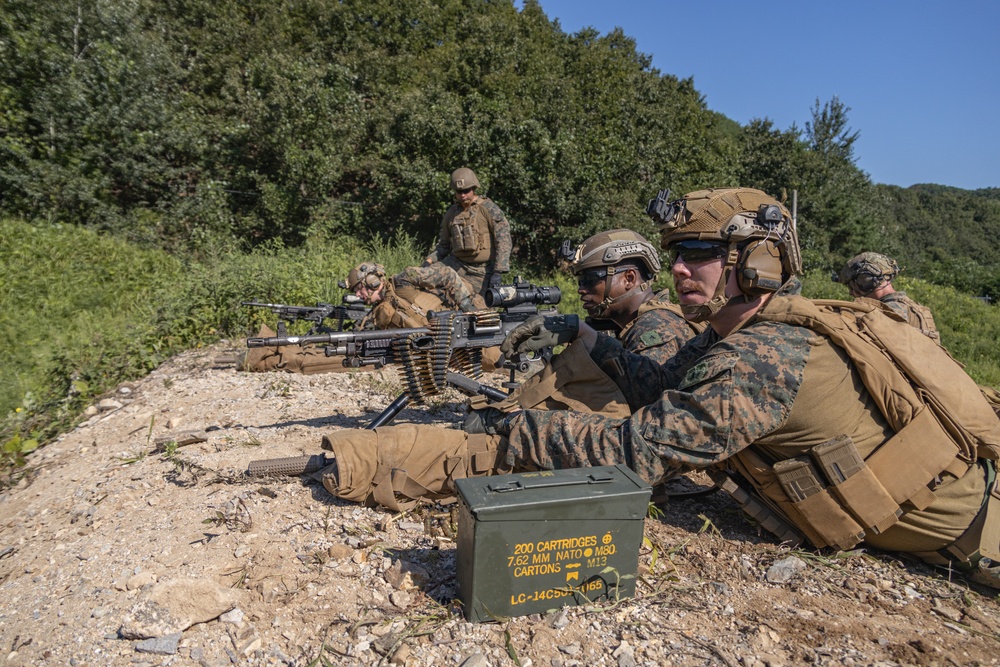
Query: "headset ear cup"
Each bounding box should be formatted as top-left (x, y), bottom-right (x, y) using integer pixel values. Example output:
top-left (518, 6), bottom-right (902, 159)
top-left (365, 273), bottom-right (382, 289)
top-left (736, 240), bottom-right (785, 296)
top-left (855, 271), bottom-right (878, 294)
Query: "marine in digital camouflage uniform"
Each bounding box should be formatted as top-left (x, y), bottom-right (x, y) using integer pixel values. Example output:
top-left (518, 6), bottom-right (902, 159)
top-left (347, 261), bottom-right (484, 330)
top-left (488, 188), bottom-right (1000, 587)
top-left (569, 229), bottom-right (702, 365)
top-left (423, 167), bottom-right (512, 297)
top-left (834, 251), bottom-right (940, 341)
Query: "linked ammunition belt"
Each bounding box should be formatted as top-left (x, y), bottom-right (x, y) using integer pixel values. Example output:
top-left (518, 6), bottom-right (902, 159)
top-left (392, 310), bottom-right (493, 405)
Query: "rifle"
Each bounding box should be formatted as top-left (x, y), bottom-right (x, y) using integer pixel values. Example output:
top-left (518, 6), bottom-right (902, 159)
top-left (242, 295), bottom-right (370, 336)
top-left (245, 277), bottom-right (561, 433)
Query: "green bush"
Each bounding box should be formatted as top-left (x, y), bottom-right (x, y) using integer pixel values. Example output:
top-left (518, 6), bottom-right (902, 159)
top-left (0, 219), bottom-right (374, 453)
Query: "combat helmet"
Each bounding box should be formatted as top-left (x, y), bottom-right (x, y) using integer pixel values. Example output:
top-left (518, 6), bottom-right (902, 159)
top-left (650, 187), bottom-right (802, 321)
top-left (450, 167), bottom-right (480, 191)
top-left (565, 229), bottom-right (661, 319)
top-left (835, 252), bottom-right (899, 296)
top-left (345, 262), bottom-right (387, 291)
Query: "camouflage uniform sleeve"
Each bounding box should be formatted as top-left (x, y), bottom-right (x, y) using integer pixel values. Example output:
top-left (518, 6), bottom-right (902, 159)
top-left (482, 199), bottom-right (512, 273)
top-left (504, 322), bottom-right (810, 485)
top-left (397, 264), bottom-right (474, 310)
top-left (618, 308), bottom-right (697, 366)
top-left (589, 330), bottom-right (717, 409)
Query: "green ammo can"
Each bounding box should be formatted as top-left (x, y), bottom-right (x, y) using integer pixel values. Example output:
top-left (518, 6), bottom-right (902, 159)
top-left (454, 464), bottom-right (651, 623)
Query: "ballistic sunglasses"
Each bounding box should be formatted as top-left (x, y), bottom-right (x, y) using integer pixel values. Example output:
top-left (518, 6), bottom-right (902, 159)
top-left (666, 240), bottom-right (728, 265)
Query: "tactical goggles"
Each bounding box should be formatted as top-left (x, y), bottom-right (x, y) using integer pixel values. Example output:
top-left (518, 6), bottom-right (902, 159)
top-left (576, 268), bottom-right (610, 291)
top-left (666, 240), bottom-right (728, 266)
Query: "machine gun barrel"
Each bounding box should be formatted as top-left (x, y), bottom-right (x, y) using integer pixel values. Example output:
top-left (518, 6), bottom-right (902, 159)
top-left (246, 327), bottom-right (431, 349)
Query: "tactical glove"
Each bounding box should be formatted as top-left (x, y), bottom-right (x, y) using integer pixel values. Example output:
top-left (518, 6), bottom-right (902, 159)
top-left (500, 314), bottom-right (579, 355)
top-left (458, 296), bottom-right (478, 313)
top-left (463, 407), bottom-right (515, 436)
top-left (487, 272), bottom-right (503, 289)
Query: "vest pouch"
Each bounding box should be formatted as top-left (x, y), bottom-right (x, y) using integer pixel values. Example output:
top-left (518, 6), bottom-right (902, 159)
top-left (450, 215), bottom-right (482, 255)
top-left (811, 435), bottom-right (902, 535)
top-left (773, 457), bottom-right (866, 550)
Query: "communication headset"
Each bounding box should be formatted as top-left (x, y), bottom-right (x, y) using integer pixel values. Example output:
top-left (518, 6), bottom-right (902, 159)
top-left (849, 270), bottom-right (882, 296)
top-left (733, 204), bottom-right (789, 296)
top-left (735, 239), bottom-right (785, 296)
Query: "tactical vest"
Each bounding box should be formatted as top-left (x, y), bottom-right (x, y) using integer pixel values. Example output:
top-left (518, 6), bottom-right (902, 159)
top-left (443, 198), bottom-right (494, 264)
top-left (723, 296), bottom-right (1000, 557)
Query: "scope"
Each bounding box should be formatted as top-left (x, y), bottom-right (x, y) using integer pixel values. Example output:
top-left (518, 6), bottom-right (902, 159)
top-left (484, 280), bottom-right (561, 309)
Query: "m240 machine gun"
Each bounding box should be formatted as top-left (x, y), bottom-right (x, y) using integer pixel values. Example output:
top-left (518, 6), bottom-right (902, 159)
top-left (245, 278), bottom-right (561, 430)
top-left (242, 295), bottom-right (370, 336)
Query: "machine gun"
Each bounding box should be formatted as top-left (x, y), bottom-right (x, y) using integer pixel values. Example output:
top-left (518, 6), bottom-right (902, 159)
top-left (245, 278), bottom-right (561, 431)
top-left (242, 295), bottom-right (370, 335)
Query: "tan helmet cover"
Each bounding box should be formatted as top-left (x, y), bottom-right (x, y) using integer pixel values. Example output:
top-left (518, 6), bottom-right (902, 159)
top-left (657, 188), bottom-right (801, 273)
top-left (570, 228), bottom-right (662, 277)
top-left (837, 252), bottom-right (900, 295)
top-left (347, 262), bottom-right (386, 291)
top-left (570, 229), bottom-right (662, 319)
top-left (655, 188), bottom-right (802, 321)
top-left (450, 167), bottom-right (480, 191)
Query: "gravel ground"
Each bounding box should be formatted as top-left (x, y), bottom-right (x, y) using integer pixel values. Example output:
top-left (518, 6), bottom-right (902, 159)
top-left (2, 341), bottom-right (1000, 667)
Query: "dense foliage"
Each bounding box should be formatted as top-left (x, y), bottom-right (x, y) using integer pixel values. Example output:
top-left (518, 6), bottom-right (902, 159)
top-left (7, 0), bottom-right (976, 271)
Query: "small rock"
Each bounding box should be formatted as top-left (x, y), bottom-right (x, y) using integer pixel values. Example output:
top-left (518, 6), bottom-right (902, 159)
top-left (389, 591), bottom-right (412, 608)
top-left (765, 556), bottom-right (807, 584)
top-left (84, 406), bottom-right (99, 417)
top-left (134, 633), bottom-right (181, 655)
top-left (384, 560), bottom-right (430, 590)
top-left (99, 398), bottom-right (123, 412)
top-left (459, 654), bottom-right (490, 667)
top-left (390, 643), bottom-right (412, 666)
top-left (327, 544), bottom-right (353, 560)
top-left (119, 578), bottom-right (242, 639)
top-left (219, 608), bottom-right (244, 624)
top-left (559, 642), bottom-right (582, 656)
top-left (127, 572), bottom-right (158, 590)
top-left (549, 608), bottom-right (571, 629)
top-left (239, 636), bottom-right (261, 656)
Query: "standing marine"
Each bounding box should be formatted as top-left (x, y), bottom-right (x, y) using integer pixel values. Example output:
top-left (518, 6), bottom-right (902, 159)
top-left (422, 167), bottom-right (512, 297)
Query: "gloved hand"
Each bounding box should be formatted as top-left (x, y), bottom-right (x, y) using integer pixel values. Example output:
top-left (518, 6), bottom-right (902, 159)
top-left (463, 407), bottom-right (514, 436)
top-left (500, 314), bottom-right (579, 355)
top-left (487, 272), bottom-right (503, 289)
top-left (458, 296), bottom-right (478, 313)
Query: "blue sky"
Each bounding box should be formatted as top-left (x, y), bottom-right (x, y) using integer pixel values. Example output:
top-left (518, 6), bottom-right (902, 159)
top-left (522, 0), bottom-right (999, 190)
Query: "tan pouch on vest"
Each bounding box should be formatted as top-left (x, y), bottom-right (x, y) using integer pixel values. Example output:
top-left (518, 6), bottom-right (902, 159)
top-left (773, 456), bottom-right (866, 550)
top-left (320, 425), bottom-right (506, 511)
top-left (811, 435), bottom-right (901, 535)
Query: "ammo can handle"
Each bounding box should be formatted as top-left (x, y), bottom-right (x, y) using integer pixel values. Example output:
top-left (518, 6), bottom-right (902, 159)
top-left (489, 472), bottom-right (615, 493)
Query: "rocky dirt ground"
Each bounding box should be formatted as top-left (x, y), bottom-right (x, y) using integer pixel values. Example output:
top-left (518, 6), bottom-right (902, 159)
top-left (2, 340), bottom-right (1000, 667)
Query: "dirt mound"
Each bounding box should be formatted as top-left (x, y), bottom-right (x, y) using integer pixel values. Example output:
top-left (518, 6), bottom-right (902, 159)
top-left (2, 341), bottom-right (999, 666)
